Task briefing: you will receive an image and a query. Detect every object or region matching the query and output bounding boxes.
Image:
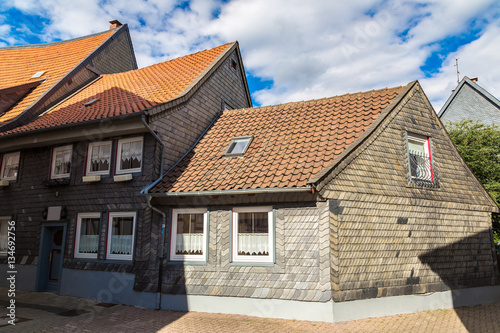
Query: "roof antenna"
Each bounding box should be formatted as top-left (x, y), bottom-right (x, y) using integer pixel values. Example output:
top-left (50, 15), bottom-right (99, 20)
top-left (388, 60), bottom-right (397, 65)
top-left (454, 58), bottom-right (460, 85)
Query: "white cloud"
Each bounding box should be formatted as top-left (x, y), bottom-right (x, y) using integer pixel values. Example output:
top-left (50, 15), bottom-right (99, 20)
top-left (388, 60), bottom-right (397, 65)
top-left (2, 0), bottom-right (500, 110)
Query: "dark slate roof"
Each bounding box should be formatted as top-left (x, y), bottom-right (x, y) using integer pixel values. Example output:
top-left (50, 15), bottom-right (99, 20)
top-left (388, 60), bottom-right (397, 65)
top-left (439, 76), bottom-right (500, 126)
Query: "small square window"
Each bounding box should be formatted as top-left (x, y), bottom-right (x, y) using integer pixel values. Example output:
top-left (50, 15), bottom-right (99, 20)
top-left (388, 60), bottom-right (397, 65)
top-left (74, 213), bottom-right (100, 259)
top-left (224, 136), bottom-right (253, 156)
top-left (86, 141), bottom-right (112, 176)
top-left (170, 208), bottom-right (208, 262)
top-left (0, 216), bottom-right (10, 255)
top-left (51, 145), bottom-right (72, 179)
top-left (116, 137), bottom-right (143, 174)
top-left (407, 133), bottom-right (434, 183)
top-left (232, 206), bottom-right (274, 263)
top-left (106, 212), bottom-right (136, 260)
top-left (1, 152), bottom-right (20, 181)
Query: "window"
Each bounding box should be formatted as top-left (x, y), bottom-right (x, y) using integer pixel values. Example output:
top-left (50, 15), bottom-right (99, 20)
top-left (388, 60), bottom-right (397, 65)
top-left (232, 206), bottom-right (273, 263)
top-left (51, 145), bottom-right (72, 179)
top-left (74, 213), bottom-right (100, 259)
top-left (116, 137), bottom-right (143, 174)
top-left (407, 133), bottom-right (434, 183)
top-left (86, 141), bottom-right (112, 175)
top-left (0, 216), bottom-right (9, 255)
top-left (170, 208), bottom-right (208, 262)
top-left (106, 212), bottom-right (136, 260)
top-left (1, 152), bottom-right (20, 181)
top-left (224, 136), bottom-right (253, 156)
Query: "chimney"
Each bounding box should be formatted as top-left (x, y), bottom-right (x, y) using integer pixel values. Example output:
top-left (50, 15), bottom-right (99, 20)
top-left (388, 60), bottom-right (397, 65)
top-left (470, 77), bottom-right (478, 83)
top-left (109, 20), bottom-right (122, 30)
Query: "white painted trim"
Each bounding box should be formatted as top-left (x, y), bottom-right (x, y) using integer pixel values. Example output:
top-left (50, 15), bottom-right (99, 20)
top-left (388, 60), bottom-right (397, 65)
top-left (74, 213), bottom-right (100, 259)
top-left (115, 137), bottom-right (143, 174)
top-left (86, 141), bottom-right (112, 176)
top-left (50, 145), bottom-right (72, 179)
top-left (82, 175), bottom-right (101, 182)
top-left (0, 151), bottom-right (20, 181)
top-left (170, 208), bottom-right (208, 262)
top-left (232, 206), bottom-right (274, 263)
top-left (106, 212), bottom-right (136, 261)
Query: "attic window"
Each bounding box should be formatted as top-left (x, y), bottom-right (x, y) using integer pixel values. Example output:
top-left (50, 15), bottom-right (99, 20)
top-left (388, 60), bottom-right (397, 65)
top-left (31, 71), bottom-right (46, 79)
top-left (231, 60), bottom-right (237, 70)
top-left (224, 136), bottom-right (253, 156)
top-left (84, 98), bottom-right (100, 107)
top-left (406, 132), bottom-right (434, 183)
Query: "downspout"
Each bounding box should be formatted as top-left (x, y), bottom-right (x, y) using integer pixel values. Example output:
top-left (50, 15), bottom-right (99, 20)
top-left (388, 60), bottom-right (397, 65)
top-left (141, 111), bottom-right (166, 310)
top-left (147, 195), bottom-right (166, 310)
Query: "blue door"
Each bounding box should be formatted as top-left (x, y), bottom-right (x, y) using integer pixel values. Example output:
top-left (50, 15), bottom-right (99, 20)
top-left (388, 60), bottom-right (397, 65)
top-left (38, 226), bottom-right (64, 292)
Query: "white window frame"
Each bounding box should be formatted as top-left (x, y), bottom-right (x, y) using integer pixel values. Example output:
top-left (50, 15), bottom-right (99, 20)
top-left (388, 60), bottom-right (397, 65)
top-left (74, 213), bottom-right (100, 259)
top-left (50, 145), bottom-right (73, 179)
top-left (407, 132), bottom-right (434, 183)
top-left (224, 136), bottom-right (253, 156)
top-left (115, 137), bottom-right (143, 174)
top-left (170, 208), bottom-right (208, 262)
top-left (0, 216), bottom-right (10, 256)
top-left (232, 206), bottom-right (274, 264)
top-left (0, 152), bottom-right (20, 181)
top-left (86, 141), bottom-right (112, 176)
top-left (106, 212), bottom-right (136, 261)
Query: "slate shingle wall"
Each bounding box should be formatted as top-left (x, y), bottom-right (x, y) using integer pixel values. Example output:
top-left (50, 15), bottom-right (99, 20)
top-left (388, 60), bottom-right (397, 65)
top-left (146, 201), bottom-right (332, 302)
top-left (0, 133), bottom-right (157, 276)
top-left (149, 49), bottom-right (251, 171)
top-left (320, 85), bottom-right (500, 302)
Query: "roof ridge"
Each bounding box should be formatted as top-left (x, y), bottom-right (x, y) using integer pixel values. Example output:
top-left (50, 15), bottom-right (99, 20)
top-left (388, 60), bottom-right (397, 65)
top-left (99, 42), bottom-right (235, 78)
top-left (0, 28), bottom-right (117, 51)
top-left (222, 85), bottom-right (404, 114)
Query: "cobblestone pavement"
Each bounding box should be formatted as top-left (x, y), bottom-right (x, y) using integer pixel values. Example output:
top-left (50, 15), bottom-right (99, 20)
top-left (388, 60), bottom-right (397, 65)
top-left (1, 288), bottom-right (499, 332)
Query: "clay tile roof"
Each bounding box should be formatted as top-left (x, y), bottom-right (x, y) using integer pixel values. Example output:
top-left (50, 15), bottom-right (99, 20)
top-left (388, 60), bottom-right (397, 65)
top-left (0, 30), bottom-right (115, 125)
top-left (2, 42), bottom-right (234, 135)
top-left (151, 86), bottom-right (404, 193)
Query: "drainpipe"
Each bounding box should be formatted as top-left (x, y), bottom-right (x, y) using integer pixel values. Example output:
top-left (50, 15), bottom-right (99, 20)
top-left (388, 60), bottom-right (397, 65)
top-left (141, 111), bottom-right (166, 310)
top-left (147, 195), bottom-right (166, 310)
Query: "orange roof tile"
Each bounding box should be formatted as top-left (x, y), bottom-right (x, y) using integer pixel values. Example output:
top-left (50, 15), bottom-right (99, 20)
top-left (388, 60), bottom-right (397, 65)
top-left (151, 86), bottom-right (404, 193)
top-left (0, 30), bottom-right (115, 124)
top-left (2, 42), bottom-right (234, 135)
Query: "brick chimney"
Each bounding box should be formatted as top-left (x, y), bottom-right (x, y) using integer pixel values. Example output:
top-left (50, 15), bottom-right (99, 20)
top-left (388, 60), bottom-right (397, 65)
top-left (470, 77), bottom-right (478, 83)
top-left (109, 20), bottom-right (122, 30)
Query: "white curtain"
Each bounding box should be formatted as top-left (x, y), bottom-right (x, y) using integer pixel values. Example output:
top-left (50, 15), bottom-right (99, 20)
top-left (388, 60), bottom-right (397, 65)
top-left (79, 235), bottom-right (99, 253)
top-left (176, 234), bottom-right (203, 254)
top-left (111, 235), bottom-right (133, 255)
top-left (238, 233), bottom-right (268, 255)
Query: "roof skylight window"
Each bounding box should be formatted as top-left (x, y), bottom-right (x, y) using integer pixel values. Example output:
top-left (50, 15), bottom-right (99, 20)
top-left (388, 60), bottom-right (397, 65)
top-left (224, 136), bottom-right (253, 156)
top-left (31, 71), bottom-right (46, 79)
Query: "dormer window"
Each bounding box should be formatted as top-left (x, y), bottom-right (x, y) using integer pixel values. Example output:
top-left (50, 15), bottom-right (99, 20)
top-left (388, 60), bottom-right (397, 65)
top-left (224, 136), bottom-right (253, 156)
top-left (406, 132), bottom-right (434, 183)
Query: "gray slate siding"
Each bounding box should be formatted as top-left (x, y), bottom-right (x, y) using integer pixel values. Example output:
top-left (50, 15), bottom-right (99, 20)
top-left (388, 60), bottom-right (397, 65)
top-left (139, 198), bottom-right (331, 302)
top-left (0, 133), bottom-right (157, 275)
top-left (320, 84), bottom-right (499, 302)
top-left (441, 82), bottom-right (500, 126)
top-left (146, 200), bottom-right (331, 302)
top-left (149, 49), bottom-right (251, 171)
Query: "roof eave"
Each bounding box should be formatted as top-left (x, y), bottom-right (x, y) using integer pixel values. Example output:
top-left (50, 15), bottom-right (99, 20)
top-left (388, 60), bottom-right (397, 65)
top-left (307, 81), bottom-right (418, 189)
top-left (147, 186), bottom-right (314, 197)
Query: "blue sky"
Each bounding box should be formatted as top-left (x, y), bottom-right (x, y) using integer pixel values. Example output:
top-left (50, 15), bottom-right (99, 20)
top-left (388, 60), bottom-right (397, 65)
top-left (1, 0), bottom-right (499, 110)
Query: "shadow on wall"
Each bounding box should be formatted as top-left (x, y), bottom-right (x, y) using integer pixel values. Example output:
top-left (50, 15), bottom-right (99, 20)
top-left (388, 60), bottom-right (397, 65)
top-left (419, 229), bottom-right (500, 331)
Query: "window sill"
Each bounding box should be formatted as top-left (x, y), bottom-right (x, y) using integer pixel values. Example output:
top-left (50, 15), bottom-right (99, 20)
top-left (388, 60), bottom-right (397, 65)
top-left (82, 175), bottom-right (101, 183)
top-left (0, 180), bottom-right (10, 187)
top-left (168, 260), bottom-right (208, 266)
top-left (113, 174), bottom-right (132, 182)
top-left (230, 261), bottom-right (275, 267)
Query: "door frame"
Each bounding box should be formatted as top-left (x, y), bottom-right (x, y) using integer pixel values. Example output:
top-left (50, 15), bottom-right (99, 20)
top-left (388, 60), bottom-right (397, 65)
top-left (35, 222), bottom-right (67, 293)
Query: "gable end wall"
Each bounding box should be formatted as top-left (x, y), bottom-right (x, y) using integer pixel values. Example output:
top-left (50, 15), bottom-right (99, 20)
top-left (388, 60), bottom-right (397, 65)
top-left (320, 84), bottom-right (500, 302)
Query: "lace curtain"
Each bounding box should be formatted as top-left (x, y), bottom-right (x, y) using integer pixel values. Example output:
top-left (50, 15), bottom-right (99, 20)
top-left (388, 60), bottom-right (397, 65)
top-left (176, 234), bottom-right (203, 254)
top-left (54, 149), bottom-right (71, 175)
top-left (78, 235), bottom-right (99, 253)
top-left (238, 233), bottom-right (269, 256)
top-left (110, 235), bottom-right (133, 255)
top-left (120, 140), bottom-right (142, 170)
top-left (90, 143), bottom-right (111, 172)
top-left (2, 154), bottom-right (19, 179)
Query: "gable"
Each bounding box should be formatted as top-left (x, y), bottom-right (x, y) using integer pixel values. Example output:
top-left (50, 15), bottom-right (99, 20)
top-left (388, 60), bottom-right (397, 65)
top-left (439, 78), bottom-right (500, 126)
top-left (317, 82), bottom-right (498, 211)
